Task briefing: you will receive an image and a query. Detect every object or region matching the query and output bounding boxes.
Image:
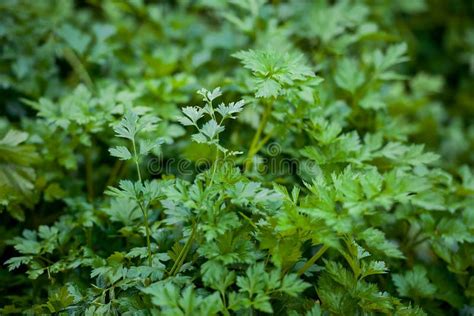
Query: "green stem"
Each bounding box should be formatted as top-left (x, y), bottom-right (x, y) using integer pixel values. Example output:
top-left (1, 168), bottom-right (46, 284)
top-left (131, 137), bottom-right (151, 266)
top-left (412, 236), bottom-right (430, 247)
top-left (245, 102), bottom-right (272, 172)
top-left (131, 139), bottom-right (142, 183)
top-left (297, 244), bottom-right (329, 276)
top-left (254, 132), bottom-right (273, 155)
top-left (86, 227), bottom-right (92, 249)
top-left (105, 160), bottom-right (123, 190)
top-left (36, 255), bottom-right (54, 265)
top-left (169, 222), bottom-right (197, 276)
top-left (209, 147), bottom-right (219, 186)
top-left (238, 211), bottom-right (257, 229)
top-left (63, 47), bottom-right (94, 91)
top-left (342, 251), bottom-right (360, 279)
top-left (220, 291), bottom-right (230, 316)
top-left (137, 200), bottom-right (152, 267)
top-left (85, 148), bottom-right (94, 202)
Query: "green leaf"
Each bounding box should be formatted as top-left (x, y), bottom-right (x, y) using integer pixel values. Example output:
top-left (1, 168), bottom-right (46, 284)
top-left (371, 43), bottom-right (409, 80)
top-left (361, 260), bottom-right (388, 278)
top-left (109, 146), bottom-right (132, 160)
top-left (113, 112), bottom-right (139, 141)
top-left (4, 255), bottom-right (33, 271)
top-left (143, 282), bottom-right (222, 315)
top-left (56, 24), bottom-right (91, 54)
top-left (139, 138), bottom-right (163, 156)
top-left (216, 100), bottom-right (245, 118)
top-left (359, 228), bottom-right (405, 259)
top-left (180, 106), bottom-right (204, 125)
top-left (393, 266), bottom-right (437, 298)
top-left (334, 58), bottom-right (365, 94)
top-left (105, 180), bottom-right (140, 200)
top-left (44, 286), bottom-right (75, 313)
top-left (201, 260), bottom-right (236, 292)
top-left (198, 87), bottom-right (222, 102)
top-left (233, 49), bottom-right (316, 99)
top-left (191, 132), bottom-right (207, 143)
top-left (280, 273), bottom-right (311, 296)
top-left (201, 119), bottom-right (224, 139)
top-left (255, 78), bottom-right (281, 98)
top-left (0, 130), bottom-right (38, 216)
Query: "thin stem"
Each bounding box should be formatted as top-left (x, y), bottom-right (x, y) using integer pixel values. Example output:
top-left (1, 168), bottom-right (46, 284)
top-left (105, 160), bottom-right (123, 189)
top-left (63, 47), bottom-right (94, 91)
top-left (85, 148), bottom-right (94, 202)
top-left (408, 227), bottom-right (427, 247)
top-left (297, 244), bottom-right (329, 276)
top-left (238, 211), bottom-right (257, 229)
top-left (209, 146), bottom-right (219, 186)
top-left (86, 227), bottom-right (92, 249)
top-left (209, 100), bottom-right (216, 121)
top-left (137, 200), bottom-right (152, 267)
top-left (245, 102), bottom-right (272, 172)
top-left (169, 221), bottom-right (197, 276)
top-left (342, 251), bottom-right (360, 279)
top-left (220, 290), bottom-right (230, 316)
top-left (131, 139), bottom-right (142, 183)
top-left (412, 236), bottom-right (430, 247)
top-left (132, 137), bottom-right (151, 266)
top-left (254, 132), bottom-right (273, 155)
top-left (36, 255), bottom-right (54, 265)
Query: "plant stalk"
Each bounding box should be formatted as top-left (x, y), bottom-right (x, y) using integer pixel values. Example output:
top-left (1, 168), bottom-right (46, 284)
top-left (105, 160), bottom-right (123, 190)
top-left (169, 222), bottom-right (197, 276)
top-left (245, 102), bottom-right (272, 171)
top-left (132, 137), bottom-right (151, 266)
top-left (63, 47), bottom-right (94, 91)
top-left (137, 200), bottom-right (152, 267)
top-left (131, 139), bottom-right (142, 183)
top-left (209, 147), bottom-right (220, 186)
top-left (85, 148), bottom-right (94, 202)
top-left (297, 244), bottom-right (329, 276)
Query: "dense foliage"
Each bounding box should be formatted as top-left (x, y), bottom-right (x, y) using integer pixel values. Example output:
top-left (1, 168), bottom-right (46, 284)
top-left (1, 0), bottom-right (473, 315)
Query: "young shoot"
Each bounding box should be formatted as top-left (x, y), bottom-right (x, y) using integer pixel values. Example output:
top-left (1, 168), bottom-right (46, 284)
top-left (177, 87), bottom-right (245, 184)
top-left (107, 111), bottom-right (162, 266)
